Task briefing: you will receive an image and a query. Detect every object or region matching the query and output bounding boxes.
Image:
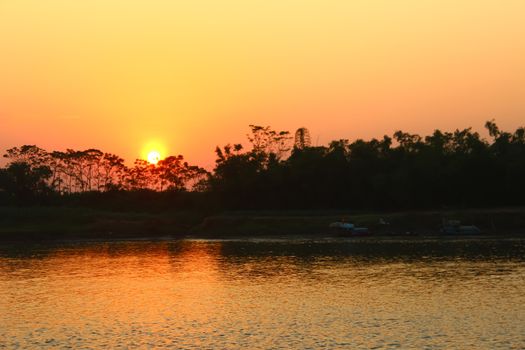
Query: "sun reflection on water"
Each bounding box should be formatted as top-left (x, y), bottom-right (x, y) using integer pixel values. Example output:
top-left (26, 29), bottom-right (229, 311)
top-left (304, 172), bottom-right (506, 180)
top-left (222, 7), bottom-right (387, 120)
top-left (0, 239), bottom-right (524, 349)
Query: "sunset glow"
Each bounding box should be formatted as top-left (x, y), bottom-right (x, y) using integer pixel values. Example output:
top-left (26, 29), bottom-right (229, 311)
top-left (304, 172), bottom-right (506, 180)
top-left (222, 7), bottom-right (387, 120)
top-left (1, 2), bottom-right (525, 348)
top-left (1, 1), bottom-right (524, 167)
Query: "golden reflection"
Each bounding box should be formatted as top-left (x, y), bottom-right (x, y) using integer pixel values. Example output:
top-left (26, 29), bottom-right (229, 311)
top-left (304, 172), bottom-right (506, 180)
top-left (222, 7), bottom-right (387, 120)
top-left (0, 240), bottom-right (524, 348)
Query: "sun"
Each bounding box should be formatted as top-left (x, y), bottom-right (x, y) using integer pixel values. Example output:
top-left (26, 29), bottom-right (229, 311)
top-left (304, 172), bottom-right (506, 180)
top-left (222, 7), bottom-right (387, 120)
top-left (147, 150), bottom-right (161, 165)
top-left (142, 140), bottom-right (167, 164)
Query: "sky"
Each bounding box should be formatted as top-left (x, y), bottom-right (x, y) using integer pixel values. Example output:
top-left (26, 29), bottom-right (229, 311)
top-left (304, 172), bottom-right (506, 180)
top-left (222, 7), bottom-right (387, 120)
top-left (1, 0), bottom-right (524, 168)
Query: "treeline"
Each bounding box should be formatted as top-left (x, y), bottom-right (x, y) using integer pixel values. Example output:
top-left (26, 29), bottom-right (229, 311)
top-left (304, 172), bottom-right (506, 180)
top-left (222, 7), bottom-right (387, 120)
top-left (210, 121), bottom-right (525, 209)
top-left (1, 121), bottom-right (525, 210)
top-left (0, 147), bottom-right (207, 201)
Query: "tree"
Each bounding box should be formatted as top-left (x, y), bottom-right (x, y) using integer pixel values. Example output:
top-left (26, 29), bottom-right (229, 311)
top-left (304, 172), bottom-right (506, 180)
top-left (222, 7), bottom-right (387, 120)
top-left (247, 125), bottom-right (292, 160)
top-left (0, 162), bottom-right (52, 201)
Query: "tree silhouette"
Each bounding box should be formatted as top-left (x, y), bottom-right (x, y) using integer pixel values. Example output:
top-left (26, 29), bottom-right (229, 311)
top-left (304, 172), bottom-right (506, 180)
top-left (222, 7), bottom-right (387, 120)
top-left (1, 120), bottom-right (524, 210)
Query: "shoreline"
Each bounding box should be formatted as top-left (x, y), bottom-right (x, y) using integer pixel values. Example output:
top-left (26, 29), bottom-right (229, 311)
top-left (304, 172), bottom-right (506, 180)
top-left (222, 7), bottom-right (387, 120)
top-left (2, 232), bottom-right (525, 246)
top-left (1, 206), bottom-right (525, 243)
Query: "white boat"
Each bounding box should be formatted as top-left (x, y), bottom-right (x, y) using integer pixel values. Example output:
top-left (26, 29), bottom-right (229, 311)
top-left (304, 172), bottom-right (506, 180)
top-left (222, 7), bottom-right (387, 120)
top-left (441, 220), bottom-right (481, 234)
top-left (329, 222), bottom-right (370, 236)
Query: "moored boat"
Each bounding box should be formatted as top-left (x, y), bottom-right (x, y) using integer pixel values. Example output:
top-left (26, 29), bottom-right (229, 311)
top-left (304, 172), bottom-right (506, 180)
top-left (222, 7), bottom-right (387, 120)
top-left (329, 222), bottom-right (370, 236)
top-left (441, 220), bottom-right (481, 234)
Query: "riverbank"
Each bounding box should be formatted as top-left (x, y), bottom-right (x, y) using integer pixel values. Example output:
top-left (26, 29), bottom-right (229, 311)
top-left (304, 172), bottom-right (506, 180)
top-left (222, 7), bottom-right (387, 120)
top-left (0, 206), bottom-right (202, 241)
top-left (1, 206), bottom-right (525, 241)
top-left (190, 208), bottom-right (525, 237)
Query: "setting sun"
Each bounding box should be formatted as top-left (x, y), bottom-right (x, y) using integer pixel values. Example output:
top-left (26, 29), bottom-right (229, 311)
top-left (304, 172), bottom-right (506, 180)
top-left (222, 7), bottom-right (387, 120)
top-left (147, 151), bottom-right (161, 165)
top-left (142, 140), bottom-right (167, 164)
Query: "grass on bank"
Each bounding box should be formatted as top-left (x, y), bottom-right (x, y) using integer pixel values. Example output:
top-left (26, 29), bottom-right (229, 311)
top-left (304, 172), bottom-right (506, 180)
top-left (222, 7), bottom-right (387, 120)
top-left (1, 206), bottom-right (525, 240)
top-left (0, 206), bottom-right (205, 239)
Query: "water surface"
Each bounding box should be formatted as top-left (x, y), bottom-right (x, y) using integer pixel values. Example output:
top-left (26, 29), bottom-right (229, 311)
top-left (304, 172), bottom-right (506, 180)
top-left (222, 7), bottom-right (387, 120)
top-left (1, 238), bottom-right (524, 349)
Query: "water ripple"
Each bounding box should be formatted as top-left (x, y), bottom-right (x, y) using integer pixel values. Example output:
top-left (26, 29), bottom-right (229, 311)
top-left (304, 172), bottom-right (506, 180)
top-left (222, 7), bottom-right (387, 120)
top-left (0, 238), bottom-right (524, 349)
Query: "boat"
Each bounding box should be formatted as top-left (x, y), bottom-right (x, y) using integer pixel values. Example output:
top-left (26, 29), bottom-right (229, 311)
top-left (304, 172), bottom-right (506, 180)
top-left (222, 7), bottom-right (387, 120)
top-left (441, 220), bottom-right (481, 234)
top-left (329, 222), bottom-right (370, 236)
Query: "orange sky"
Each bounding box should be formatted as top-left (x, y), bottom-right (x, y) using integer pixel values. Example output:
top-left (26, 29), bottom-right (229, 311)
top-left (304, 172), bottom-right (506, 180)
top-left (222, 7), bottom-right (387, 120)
top-left (1, 1), bottom-right (524, 168)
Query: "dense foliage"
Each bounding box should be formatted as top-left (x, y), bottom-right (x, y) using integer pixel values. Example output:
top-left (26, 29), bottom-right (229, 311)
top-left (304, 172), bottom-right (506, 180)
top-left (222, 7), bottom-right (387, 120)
top-left (0, 147), bottom-right (207, 203)
top-left (1, 121), bottom-right (524, 210)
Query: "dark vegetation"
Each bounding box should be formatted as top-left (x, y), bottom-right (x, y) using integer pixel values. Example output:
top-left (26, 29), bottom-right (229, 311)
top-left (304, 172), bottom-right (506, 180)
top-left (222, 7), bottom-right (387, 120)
top-left (1, 121), bottom-right (525, 212)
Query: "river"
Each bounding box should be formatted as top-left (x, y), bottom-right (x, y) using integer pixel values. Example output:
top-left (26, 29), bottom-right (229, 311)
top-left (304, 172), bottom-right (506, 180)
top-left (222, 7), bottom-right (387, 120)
top-left (0, 237), bottom-right (524, 349)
